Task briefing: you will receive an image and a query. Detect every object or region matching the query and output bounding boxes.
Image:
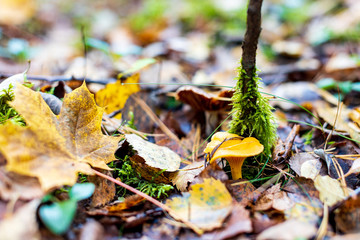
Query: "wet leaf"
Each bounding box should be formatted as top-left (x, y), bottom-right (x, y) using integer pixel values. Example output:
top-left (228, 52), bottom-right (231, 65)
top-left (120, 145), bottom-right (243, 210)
top-left (95, 74), bottom-right (140, 119)
top-left (0, 83), bottom-right (121, 191)
top-left (166, 178), bottom-right (233, 231)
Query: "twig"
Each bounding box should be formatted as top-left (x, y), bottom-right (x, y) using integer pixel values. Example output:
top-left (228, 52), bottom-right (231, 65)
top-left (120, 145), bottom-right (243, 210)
top-left (93, 169), bottom-right (203, 235)
top-left (0, 73), bottom-right (116, 85)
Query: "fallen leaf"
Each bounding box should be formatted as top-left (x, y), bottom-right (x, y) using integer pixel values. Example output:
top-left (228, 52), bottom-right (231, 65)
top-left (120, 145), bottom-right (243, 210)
top-left (257, 219), bottom-right (317, 240)
top-left (202, 203), bottom-right (252, 239)
top-left (254, 184), bottom-right (294, 211)
top-left (0, 72), bottom-right (26, 92)
top-left (289, 152), bottom-right (323, 176)
top-left (0, 83), bottom-right (121, 191)
top-left (344, 158), bottom-right (360, 177)
top-left (0, 0), bottom-right (36, 25)
top-left (95, 74), bottom-right (140, 119)
top-left (0, 199), bottom-right (40, 240)
top-left (118, 134), bottom-right (181, 183)
top-left (166, 178), bottom-right (233, 231)
top-left (283, 177), bottom-right (323, 225)
top-left (106, 195), bottom-right (145, 213)
top-left (88, 170), bottom-right (116, 207)
top-left (314, 175), bottom-right (347, 207)
top-left (229, 180), bottom-right (259, 206)
top-left (170, 161), bottom-right (204, 191)
top-left (300, 159), bottom-right (322, 180)
top-left (0, 167), bottom-right (43, 200)
top-left (334, 192), bottom-right (360, 234)
top-left (316, 102), bottom-right (360, 146)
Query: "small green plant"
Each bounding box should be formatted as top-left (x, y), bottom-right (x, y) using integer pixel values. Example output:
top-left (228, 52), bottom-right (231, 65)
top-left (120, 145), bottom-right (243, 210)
top-left (0, 84), bottom-right (25, 126)
top-left (39, 183), bottom-right (95, 235)
top-left (109, 156), bottom-right (173, 198)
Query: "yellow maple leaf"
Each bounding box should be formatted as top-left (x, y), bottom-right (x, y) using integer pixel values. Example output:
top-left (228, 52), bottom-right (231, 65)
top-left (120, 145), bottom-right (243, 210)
top-left (95, 74), bottom-right (140, 119)
top-left (166, 178), bottom-right (233, 231)
top-left (0, 83), bottom-right (121, 191)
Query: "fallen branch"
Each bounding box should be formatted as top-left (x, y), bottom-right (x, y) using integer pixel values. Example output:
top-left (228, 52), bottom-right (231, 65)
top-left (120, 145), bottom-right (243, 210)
top-left (93, 169), bottom-right (203, 235)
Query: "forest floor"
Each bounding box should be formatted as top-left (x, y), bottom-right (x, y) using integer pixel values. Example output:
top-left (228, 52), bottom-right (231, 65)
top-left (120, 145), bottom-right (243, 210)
top-left (1, 0), bottom-right (360, 239)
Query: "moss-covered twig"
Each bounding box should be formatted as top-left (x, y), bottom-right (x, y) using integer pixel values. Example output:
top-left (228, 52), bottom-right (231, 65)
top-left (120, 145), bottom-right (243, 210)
top-left (229, 0), bottom-right (277, 157)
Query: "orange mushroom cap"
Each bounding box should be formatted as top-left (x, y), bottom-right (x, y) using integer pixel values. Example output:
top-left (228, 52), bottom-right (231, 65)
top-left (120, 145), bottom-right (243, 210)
top-left (204, 132), bottom-right (264, 179)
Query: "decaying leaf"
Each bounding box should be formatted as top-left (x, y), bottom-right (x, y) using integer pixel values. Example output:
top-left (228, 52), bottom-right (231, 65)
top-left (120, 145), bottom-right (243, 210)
top-left (0, 168), bottom-right (43, 200)
top-left (314, 175), bottom-right (347, 206)
top-left (118, 134), bottom-right (181, 183)
top-left (334, 193), bottom-right (360, 234)
top-left (202, 203), bottom-right (252, 239)
top-left (0, 199), bottom-right (41, 240)
top-left (170, 161), bottom-right (204, 191)
top-left (95, 74), bottom-right (140, 119)
top-left (166, 178), bottom-right (233, 231)
top-left (254, 184), bottom-right (294, 211)
top-left (88, 170), bottom-right (116, 207)
top-left (0, 83), bottom-right (121, 191)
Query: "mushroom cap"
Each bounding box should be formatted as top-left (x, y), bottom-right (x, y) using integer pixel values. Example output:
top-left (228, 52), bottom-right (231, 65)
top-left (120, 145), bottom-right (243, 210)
top-left (204, 132), bottom-right (243, 154)
top-left (204, 132), bottom-right (264, 162)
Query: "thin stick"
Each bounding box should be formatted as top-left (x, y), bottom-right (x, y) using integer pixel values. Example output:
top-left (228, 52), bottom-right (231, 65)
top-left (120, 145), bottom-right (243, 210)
top-left (93, 169), bottom-right (203, 235)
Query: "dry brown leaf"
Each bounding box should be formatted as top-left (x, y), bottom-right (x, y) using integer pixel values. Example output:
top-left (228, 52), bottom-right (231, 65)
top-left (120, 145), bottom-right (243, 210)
top-left (254, 184), bottom-right (294, 211)
top-left (202, 203), bottom-right (252, 239)
top-left (0, 199), bottom-right (40, 240)
top-left (0, 167), bottom-right (43, 201)
top-left (166, 178), bottom-right (233, 231)
top-left (88, 170), bottom-right (116, 207)
top-left (170, 161), bottom-right (204, 191)
top-left (0, 83), bottom-right (121, 191)
top-left (106, 195), bottom-right (145, 213)
top-left (334, 192), bottom-right (360, 234)
top-left (289, 152), bottom-right (322, 176)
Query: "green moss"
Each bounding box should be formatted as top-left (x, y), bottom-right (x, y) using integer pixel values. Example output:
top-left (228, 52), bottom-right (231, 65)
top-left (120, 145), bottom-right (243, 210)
top-left (229, 66), bottom-right (277, 157)
top-left (0, 84), bottom-right (25, 126)
top-left (109, 156), bottom-right (173, 199)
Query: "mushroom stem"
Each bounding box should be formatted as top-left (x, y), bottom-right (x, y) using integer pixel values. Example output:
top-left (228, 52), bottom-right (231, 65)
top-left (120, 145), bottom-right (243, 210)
top-left (227, 157), bottom-right (247, 180)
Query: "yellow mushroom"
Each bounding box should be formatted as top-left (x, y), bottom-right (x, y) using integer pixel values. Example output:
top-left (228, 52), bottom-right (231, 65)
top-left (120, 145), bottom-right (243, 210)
top-left (204, 132), bottom-right (264, 179)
